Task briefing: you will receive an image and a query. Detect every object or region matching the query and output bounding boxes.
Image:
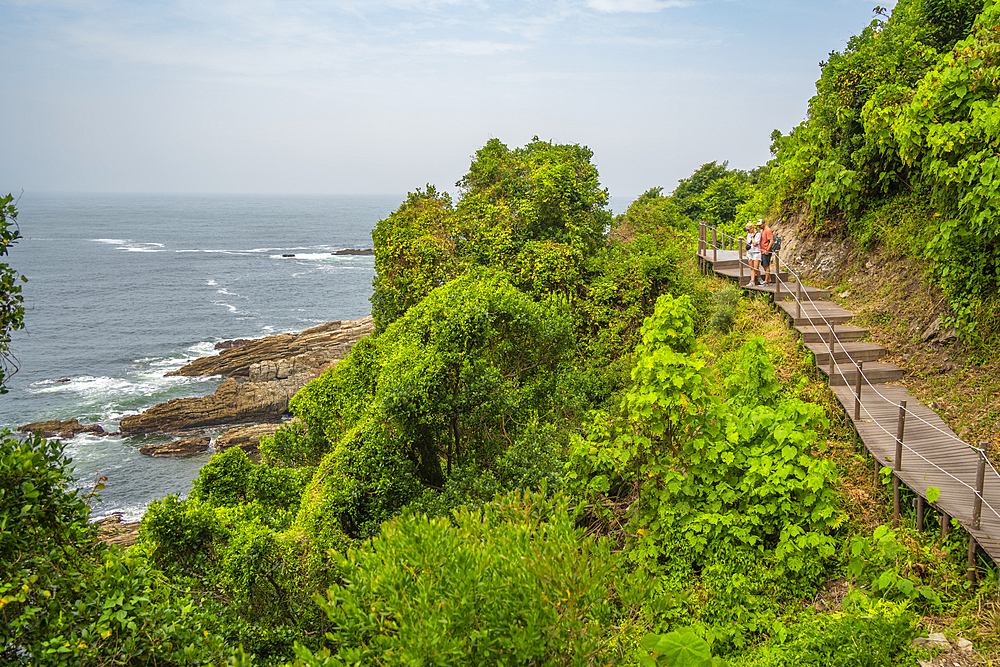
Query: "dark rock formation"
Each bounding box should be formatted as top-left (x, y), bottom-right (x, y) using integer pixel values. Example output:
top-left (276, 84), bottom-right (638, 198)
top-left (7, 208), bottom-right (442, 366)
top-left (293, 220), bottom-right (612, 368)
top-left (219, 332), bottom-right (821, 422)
top-left (139, 435), bottom-right (211, 457)
top-left (121, 378), bottom-right (293, 434)
top-left (331, 248), bottom-right (374, 255)
top-left (18, 418), bottom-right (109, 439)
top-left (215, 338), bottom-right (253, 350)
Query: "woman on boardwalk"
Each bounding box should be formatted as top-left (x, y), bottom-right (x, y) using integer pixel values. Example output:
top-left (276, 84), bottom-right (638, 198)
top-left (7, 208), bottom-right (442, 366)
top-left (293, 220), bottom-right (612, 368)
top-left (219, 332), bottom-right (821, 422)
top-left (746, 221), bottom-right (762, 286)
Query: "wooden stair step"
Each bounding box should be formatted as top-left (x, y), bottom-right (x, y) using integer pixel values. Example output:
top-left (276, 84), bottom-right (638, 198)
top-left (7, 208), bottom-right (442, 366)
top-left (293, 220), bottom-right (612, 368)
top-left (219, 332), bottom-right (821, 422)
top-left (806, 341), bottom-right (887, 365)
top-left (774, 300), bottom-right (854, 326)
top-left (770, 283), bottom-right (831, 302)
top-left (797, 324), bottom-right (868, 343)
top-left (820, 361), bottom-right (904, 386)
top-left (744, 280), bottom-right (826, 299)
top-left (714, 267), bottom-right (789, 284)
top-left (702, 258), bottom-right (742, 270)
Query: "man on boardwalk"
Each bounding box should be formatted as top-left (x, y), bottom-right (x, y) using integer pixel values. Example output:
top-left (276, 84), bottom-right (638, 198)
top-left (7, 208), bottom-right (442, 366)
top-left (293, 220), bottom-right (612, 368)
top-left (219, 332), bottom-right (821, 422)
top-left (760, 219), bottom-right (774, 285)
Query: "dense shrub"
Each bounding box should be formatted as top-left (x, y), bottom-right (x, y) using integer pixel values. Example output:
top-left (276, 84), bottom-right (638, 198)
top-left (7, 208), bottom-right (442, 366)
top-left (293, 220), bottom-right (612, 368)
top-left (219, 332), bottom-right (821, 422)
top-left (291, 269), bottom-right (575, 540)
top-left (1, 433), bottom-right (236, 665)
top-left (566, 296), bottom-right (842, 649)
top-left (290, 491), bottom-right (627, 667)
top-left (762, 0), bottom-right (1000, 335)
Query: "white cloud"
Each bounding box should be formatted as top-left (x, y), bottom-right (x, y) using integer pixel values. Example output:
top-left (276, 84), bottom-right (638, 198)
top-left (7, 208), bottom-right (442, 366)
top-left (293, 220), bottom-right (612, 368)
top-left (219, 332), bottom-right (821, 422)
top-left (586, 0), bottom-right (691, 12)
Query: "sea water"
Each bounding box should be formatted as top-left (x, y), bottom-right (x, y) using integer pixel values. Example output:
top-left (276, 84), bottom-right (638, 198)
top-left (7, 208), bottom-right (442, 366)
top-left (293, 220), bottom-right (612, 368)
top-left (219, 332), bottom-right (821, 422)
top-left (0, 192), bottom-right (401, 520)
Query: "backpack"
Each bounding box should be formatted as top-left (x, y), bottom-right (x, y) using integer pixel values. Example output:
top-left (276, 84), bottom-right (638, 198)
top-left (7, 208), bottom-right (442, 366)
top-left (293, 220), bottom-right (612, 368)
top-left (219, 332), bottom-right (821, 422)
top-left (771, 236), bottom-right (782, 253)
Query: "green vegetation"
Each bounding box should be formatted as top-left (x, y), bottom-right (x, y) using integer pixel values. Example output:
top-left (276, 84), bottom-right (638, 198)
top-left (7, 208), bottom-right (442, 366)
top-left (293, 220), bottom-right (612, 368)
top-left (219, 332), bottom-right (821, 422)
top-left (0, 194), bottom-right (26, 393)
top-left (5, 64), bottom-right (1000, 662)
top-left (757, 0), bottom-right (1000, 345)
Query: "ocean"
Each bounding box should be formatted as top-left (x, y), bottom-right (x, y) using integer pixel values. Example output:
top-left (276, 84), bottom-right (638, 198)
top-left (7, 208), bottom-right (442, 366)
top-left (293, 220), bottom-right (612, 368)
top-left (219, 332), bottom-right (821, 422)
top-left (0, 192), bottom-right (401, 520)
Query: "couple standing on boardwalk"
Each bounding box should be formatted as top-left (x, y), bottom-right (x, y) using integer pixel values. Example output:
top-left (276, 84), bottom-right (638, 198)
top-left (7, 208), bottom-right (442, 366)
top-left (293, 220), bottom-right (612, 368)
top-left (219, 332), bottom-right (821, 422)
top-left (745, 219), bottom-right (775, 286)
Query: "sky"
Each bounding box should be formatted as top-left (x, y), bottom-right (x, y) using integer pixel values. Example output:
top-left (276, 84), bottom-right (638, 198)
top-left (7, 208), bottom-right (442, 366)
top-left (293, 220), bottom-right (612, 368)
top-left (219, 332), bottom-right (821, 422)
top-left (2, 0), bottom-right (895, 206)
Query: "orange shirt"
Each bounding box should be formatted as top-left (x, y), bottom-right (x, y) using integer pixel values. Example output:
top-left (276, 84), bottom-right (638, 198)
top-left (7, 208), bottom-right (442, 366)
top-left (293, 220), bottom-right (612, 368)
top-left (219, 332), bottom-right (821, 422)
top-left (761, 227), bottom-right (774, 252)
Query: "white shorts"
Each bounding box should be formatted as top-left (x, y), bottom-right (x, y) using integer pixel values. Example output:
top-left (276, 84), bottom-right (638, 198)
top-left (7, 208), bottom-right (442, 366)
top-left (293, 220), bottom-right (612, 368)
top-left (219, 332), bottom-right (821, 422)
top-left (748, 250), bottom-right (761, 261)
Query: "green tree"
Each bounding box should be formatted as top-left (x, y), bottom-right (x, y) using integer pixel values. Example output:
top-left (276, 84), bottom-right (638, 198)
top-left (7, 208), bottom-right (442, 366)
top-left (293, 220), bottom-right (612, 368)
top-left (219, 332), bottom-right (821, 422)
top-left (0, 194), bottom-right (26, 393)
top-left (292, 269), bottom-right (574, 540)
top-left (370, 138), bottom-right (611, 332)
top-left (672, 161), bottom-right (731, 220)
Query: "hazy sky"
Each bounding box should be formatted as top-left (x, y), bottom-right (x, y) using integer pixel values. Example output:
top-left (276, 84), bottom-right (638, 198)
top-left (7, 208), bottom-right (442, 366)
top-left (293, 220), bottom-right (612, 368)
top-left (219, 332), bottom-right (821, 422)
top-left (3, 0), bottom-right (893, 205)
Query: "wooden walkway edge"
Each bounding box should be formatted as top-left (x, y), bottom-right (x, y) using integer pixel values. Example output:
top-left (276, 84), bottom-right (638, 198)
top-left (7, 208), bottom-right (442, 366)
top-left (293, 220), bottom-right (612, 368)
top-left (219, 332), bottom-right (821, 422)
top-left (696, 223), bottom-right (1000, 576)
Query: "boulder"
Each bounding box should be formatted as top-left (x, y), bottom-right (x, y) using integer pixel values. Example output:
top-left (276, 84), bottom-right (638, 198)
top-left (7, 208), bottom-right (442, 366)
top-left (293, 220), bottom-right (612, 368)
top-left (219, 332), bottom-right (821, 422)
top-left (214, 423), bottom-right (282, 455)
top-left (18, 418), bottom-right (109, 439)
top-left (94, 513), bottom-right (141, 548)
top-left (139, 435), bottom-right (211, 457)
top-left (215, 338), bottom-right (254, 350)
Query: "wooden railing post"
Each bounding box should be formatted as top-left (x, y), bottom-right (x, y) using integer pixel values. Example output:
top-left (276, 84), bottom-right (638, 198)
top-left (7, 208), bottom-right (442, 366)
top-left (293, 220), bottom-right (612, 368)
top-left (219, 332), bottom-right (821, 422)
top-left (916, 496), bottom-right (924, 533)
top-left (712, 226), bottom-right (717, 263)
top-left (853, 360), bottom-right (864, 421)
top-left (968, 536), bottom-right (978, 586)
top-left (828, 325), bottom-right (836, 378)
top-left (892, 400), bottom-right (907, 529)
top-left (973, 446), bottom-right (986, 530)
top-left (739, 238), bottom-right (745, 284)
top-left (795, 278), bottom-right (802, 320)
top-left (941, 512), bottom-right (951, 538)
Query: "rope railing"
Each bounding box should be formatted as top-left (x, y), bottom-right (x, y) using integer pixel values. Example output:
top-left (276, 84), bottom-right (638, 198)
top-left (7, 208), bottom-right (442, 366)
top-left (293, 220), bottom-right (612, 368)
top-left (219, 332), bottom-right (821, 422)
top-left (696, 222), bottom-right (1000, 546)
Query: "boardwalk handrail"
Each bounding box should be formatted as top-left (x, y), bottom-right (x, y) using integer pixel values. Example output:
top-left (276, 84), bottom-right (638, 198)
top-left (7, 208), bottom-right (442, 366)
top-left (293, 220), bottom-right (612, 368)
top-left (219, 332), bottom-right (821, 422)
top-left (696, 221), bottom-right (1000, 532)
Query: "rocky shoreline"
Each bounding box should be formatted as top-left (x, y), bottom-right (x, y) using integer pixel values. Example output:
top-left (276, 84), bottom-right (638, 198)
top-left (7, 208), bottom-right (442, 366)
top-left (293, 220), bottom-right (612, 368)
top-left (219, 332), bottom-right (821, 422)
top-left (125, 316), bottom-right (373, 451)
top-left (19, 316), bottom-right (374, 457)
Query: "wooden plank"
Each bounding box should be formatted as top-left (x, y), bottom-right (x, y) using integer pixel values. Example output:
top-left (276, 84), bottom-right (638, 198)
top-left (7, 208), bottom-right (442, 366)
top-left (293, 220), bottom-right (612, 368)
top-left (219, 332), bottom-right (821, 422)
top-left (820, 361), bottom-right (903, 385)
top-left (806, 341), bottom-right (887, 365)
top-left (774, 305), bottom-right (854, 326)
top-left (771, 285), bottom-right (831, 302)
top-left (744, 281), bottom-right (824, 298)
top-left (714, 267), bottom-right (789, 285)
top-left (797, 325), bottom-right (868, 343)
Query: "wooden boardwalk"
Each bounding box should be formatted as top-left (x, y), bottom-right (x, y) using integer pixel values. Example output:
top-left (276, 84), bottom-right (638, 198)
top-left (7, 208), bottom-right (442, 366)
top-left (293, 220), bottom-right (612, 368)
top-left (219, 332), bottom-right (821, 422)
top-left (697, 224), bottom-right (1000, 574)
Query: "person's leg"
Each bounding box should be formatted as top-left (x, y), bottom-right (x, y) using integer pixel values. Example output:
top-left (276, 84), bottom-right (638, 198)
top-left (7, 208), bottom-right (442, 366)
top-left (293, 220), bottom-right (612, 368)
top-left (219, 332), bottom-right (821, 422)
top-left (762, 253), bottom-right (771, 283)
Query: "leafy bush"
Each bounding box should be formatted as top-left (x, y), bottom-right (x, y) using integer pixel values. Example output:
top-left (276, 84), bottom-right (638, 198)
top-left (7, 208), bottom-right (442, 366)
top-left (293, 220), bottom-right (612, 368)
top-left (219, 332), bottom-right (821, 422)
top-left (291, 269), bottom-right (575, 541)
top-left (566, 296), bottom-right (842, 646)
top-left (370, 138), bottom-right (611, 333)
top-left (739, 593), bottom-right (917, 667)
top-left (709, 286), bottom-right (742, 333)
top-left (761, 0), bottom-right (1000, 335)
top-left (846, 525), bottom-right (948, 610)
top-left (1, 433), bottom-right (236, 665)
top-left (291, 491), bottom-right (626, 666)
